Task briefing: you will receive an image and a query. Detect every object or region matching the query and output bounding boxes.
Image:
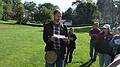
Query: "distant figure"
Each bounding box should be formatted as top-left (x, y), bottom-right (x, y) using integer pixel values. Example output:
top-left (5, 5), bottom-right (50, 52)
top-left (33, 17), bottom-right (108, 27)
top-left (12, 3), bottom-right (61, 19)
top-left (89, 22), bottom-right (101, 61)
top-left (112, 22), bottom-right (120, 35)
top-left (65, 28), bottom-right (77, 63)
top-left (110, 26), bottom-right (120, 60)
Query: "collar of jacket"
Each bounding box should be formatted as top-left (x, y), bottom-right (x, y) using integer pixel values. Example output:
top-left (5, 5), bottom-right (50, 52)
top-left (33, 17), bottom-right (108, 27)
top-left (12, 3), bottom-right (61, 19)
top-left (50, 21), bottom-right (64, 29)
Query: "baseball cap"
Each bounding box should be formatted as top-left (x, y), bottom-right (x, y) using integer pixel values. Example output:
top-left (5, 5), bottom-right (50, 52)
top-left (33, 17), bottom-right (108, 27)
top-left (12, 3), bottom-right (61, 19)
top-left (103, 24), bottom-right (111, 30)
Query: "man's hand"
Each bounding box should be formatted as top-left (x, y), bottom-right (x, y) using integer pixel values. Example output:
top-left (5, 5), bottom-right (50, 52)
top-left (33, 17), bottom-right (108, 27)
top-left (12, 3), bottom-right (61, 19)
top-left (48, 37), bottom-right (57, 42)
top-left (70, 37), bottom-right (73, 41)
top-left (62, 37), bottom-right (70, 44)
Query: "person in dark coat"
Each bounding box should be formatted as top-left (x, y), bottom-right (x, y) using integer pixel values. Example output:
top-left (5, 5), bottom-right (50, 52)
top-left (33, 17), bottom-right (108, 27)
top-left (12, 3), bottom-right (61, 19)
top-left (43, 9), bottom-right (69, 67)
top-left (109, 26), bottom-right (120, 60)
top-left (95, 24), bottom-right (113, 67)
top-left (65, 28), bottom-right (77, 63)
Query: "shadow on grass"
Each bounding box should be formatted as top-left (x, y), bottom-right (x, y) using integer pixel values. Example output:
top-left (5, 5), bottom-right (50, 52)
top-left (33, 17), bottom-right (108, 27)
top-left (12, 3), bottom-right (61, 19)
top-left (64, 61), bottom-right (84, 67)
top-left (79, 59), bottom-right (95, 67)
top-left (74, 27), bottom-right (91, 33)
top-left (65, 59), bottom-right (95, 67)
top-left (0, 21), bottom-right (92, 33)
top-left (25, 23), bottom-right (43, 27)
top-left (72, 61), bottom-right (84, 64)
top-left (0, 22), bottom-right (43, 27)
top-left (0, 22), bottom-right (17, 25)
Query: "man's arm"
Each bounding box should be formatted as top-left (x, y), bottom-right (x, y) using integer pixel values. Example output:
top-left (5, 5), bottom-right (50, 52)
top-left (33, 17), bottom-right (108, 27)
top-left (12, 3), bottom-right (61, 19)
top-left (73, 34), bottom-right (77, 41)
top-left (43, 24), bottom-right (49, 44)
top-left (62, 25), bottom-right (70, 44)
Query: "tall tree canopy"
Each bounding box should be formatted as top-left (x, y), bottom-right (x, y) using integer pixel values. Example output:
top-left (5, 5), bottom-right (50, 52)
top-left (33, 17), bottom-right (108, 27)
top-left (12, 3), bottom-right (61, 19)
top-left (2, 0), bottom-right (13, 20)
top-left (71, 0), bottom-right (97, 25)
top-left (114, 0), bottom-right (120, 21)
top-left (62, 7), bottom-right (73, 20)
top-left (24, 1), bottom-right (36, 12)
top-left (0, 0), bottom-right (3, 19)
top-left (34, 3), bottom-right (59, 24)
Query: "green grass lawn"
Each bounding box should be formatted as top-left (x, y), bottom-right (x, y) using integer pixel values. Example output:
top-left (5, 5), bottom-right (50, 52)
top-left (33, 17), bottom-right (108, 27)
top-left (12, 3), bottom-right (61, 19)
top-left (0, 21), bottom-right (99, 67)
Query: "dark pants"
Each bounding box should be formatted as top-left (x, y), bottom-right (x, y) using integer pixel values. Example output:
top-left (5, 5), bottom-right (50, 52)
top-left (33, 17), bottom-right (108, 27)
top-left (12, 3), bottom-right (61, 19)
top-left (65, 47), bottom-right (74, 63)
top-left (45, 58), bottom-right (64, 67)
top-left (90, 40), bottom-right (97, 60)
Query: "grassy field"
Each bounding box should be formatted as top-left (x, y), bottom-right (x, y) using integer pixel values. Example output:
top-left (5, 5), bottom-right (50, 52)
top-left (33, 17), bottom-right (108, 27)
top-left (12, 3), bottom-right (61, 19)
top-left (0, 20), bottom-right (99, 67)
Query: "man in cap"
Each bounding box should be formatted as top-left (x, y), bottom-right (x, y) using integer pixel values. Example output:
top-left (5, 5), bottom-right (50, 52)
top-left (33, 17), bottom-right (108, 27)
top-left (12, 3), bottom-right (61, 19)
top-left (95, 24), bottom-right (113, 67)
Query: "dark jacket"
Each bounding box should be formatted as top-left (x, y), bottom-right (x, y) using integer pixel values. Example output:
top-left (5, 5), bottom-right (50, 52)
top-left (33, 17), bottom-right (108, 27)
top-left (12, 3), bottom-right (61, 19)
top-left (43, 21), bottom-right (68, 54)
top-left (95, 32), bottom-right (113, 55)
top-left (67, 33), bottom-right (77, 50)
top-left (110, 35), bottom-right (120, 55)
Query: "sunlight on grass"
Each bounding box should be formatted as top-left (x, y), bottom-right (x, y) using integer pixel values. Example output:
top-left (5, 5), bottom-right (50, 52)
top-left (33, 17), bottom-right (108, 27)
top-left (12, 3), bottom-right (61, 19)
top-left (0, 22), bottom-right (99, 67)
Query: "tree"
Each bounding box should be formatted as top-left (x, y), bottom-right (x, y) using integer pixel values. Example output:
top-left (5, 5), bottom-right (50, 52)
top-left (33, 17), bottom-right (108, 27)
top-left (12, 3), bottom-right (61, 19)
top-left (24, 1), bottom-right (36, 12)
top-left (72, 0), bottom-right (97, 25)
top-left (15, 3), bottom-right (25, 24)
top-left (86, 0), bottom-right (93, 3)
top-left (39, 3), bottom-right (59, 11)
top-left (12, 0), bottom-right (21, 19)
top-left (34, 3), bottom-right (59, 24)
top-left (117, 1), bottom-right (120, 21)
top-left (23, 1), bottom-right (36, 21)
top-left (13, 0), bottom-right (21, 10)
top-left (0, 0), bottom-right (3, 19)
top-left (35, 6), bottom-right (53, 25)
top-left (97, 0), bottom-right (115, 24)
top-left (62, 7), bottom-right (73, 20)
top-left (2, 0), bottom-right (13, 21)
top-left (114, 0), bottom-right (120, 21)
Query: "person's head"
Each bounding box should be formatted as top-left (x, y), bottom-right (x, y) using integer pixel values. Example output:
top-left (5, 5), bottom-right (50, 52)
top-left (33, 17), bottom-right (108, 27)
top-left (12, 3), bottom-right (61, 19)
top-left (69, 28), bottom-right (74, 34)
top-left (102, 24), bottom-right (111, 34)
top-left (53, 9), bottom-right (62, 24)
top-left (92, 22), bottom-right (99, 29)
top-left (114, 22), bottom-right (119, 27)
top-left (117, 26), bottom-right (120, 33)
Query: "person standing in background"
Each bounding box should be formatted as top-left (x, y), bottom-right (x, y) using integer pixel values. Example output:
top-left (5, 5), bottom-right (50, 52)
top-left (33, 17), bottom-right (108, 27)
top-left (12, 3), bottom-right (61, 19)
top-left (89, 22), bottom-right (101, 61)
top-left (110, 26), bottom-right (120, 60)
top-left (96, 24), bottom-right (113, 67)
top-left (112, 22), bottom-right (120, 35)
top-left (65, 28), bottom-right (77, 63)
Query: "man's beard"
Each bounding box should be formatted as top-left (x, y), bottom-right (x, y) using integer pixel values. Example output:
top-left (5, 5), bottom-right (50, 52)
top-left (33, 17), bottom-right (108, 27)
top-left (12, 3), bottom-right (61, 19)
top-left (56, 19), bottom-right (60, 22)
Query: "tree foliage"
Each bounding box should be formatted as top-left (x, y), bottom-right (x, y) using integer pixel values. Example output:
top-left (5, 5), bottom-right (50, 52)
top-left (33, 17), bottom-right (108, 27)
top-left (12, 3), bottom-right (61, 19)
top-left (15, 3), bottom-right (25, 24)
top-left (114, 0), bottom-right (120, 21)
top-left (24, 1), bottom-right (36, 12)
top-left (12, 0), bottom-right (21, 18)
top-left (71, 0), bottom-right (97, 25)
top-left (62, 7), bottom-right (73, 20)
top-left (38, 3), bottom-right (59, 11)
top-left (0, 0), bottom-right (3, 19)
top-left (1, 0), bottom-right (24, 21)
top-left (39, 6), bottom-right (52, 24)
top-left (23, 1), bottom-right (36, 22)
top-left (34, 3), bottom-right (59, 24)
top-left (2, 0), bottom-right (13, 21)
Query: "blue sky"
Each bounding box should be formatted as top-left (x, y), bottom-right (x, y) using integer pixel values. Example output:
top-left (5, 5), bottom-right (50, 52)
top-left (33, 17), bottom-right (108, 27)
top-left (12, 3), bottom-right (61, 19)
top-left (21, 0), bottom-right (97, 12)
